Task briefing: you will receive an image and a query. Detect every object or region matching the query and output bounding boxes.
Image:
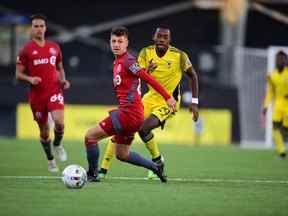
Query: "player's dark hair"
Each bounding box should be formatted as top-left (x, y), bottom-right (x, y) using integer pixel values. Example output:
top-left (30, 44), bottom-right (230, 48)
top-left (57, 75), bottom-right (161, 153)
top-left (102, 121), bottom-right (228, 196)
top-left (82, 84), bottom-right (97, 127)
top-left (111, 26), bottom-right (129, 38)
top-left (157, 24), bottom-right (170, 31)
top-left (277, 50), bottom-right (287, 58)
top-left (30, 14), bottom-right (47, 23)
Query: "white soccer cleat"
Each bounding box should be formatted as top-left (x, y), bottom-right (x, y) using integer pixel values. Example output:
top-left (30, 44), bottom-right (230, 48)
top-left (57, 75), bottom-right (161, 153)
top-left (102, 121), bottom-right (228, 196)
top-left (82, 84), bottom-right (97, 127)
top-left (48, 159), bottom-right (59, 173)
top-left (54, 145), bottom-right (68, 162)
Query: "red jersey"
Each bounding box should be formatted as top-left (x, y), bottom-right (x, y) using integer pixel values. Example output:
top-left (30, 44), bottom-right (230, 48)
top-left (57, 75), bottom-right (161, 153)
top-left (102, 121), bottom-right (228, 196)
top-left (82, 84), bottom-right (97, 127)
top-left (113, 52), bottom-right (143, 116)
top-left (112, 51), bottom-right (171, 119)
top-left (100, 52), bottom-right (171, 143)
top-left (17, 40), bottom-right (62, 99)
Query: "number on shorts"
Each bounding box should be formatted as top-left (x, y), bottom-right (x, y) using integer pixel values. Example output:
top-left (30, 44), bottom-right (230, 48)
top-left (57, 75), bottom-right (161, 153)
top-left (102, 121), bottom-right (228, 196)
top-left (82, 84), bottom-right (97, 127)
top-left (158, 107), bottom-right (171, 117)
top-left (50, 93), bottom-right (64, 104)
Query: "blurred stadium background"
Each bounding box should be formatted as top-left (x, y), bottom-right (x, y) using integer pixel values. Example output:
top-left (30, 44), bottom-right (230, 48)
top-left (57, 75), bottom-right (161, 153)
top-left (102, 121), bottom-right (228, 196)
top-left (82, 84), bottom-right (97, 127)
top-left (1, 0), bottom-right (288, 147)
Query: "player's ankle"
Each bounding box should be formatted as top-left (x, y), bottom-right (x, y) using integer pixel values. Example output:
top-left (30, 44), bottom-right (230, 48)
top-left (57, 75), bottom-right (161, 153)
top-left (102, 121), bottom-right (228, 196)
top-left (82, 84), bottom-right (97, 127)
top-left (99, 168), bottom-right (108, 174)
top-left (152, 155), bottom-right (164, 164)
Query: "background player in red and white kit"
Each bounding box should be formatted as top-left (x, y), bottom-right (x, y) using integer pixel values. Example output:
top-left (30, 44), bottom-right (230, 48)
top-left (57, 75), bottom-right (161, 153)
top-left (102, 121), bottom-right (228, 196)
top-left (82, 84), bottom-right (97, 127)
top-left (85, 26), bottom-right (176, 182)
top-left (15, 14), bottom-right (70, 172)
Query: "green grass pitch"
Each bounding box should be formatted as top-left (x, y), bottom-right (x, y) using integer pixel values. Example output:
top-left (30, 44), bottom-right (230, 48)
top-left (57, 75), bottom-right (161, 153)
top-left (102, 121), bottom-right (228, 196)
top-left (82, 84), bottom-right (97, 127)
top-left (0, 138), bottom-right (287, 216)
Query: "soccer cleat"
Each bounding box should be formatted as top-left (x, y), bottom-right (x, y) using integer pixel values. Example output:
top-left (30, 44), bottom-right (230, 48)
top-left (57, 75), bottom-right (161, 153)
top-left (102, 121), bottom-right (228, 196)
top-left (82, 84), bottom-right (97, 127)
top-left (98, 168), bottom-right (108, 179)
top-left (147, 155), bottom-right (165, 180)
top-left (153, 162), bottom-right (167, 183)
top-left (48, 159), bottom-right (59, 172)
top-left (54, 145), bottom-right (68, 162)
top-left (87, 171), bottom-right (100, 182)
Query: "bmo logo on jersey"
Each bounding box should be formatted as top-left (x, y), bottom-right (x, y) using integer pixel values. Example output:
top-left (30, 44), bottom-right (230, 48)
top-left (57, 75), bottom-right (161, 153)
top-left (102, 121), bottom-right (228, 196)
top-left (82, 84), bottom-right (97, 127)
top-left (33, 56), bottom-right (56, 66)
top-left (33, 58), bottom-right (48, 65)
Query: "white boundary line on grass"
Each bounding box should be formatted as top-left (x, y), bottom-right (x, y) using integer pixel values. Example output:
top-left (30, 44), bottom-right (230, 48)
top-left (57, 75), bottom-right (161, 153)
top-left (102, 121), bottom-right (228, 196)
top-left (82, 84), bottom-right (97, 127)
top-left (0, 175), bottom-right (288, 184)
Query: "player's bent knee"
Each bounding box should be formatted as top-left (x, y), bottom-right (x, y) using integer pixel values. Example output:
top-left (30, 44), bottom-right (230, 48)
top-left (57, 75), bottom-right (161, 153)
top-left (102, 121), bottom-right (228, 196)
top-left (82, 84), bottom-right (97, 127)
top-left (116, 152), bottom-right (129, 162)
top-left (85, 127), bottom-right (96, 139)
top-left (139, 129), bottom-right (149, 139)
top-left (138, 130), bottom-right (153, 143)
top-left (84, 136), bottom-right (98, 147)
top-left (115, 144), bottom-right (130, 161)
top-left (55, 123), bottom-right (64, 132)
top-left (40, 132), bottom-right (50, 141)
top-left (85, 125), bottom-right (106, 144)
top-left (139, 123), bottom-right (151, 134)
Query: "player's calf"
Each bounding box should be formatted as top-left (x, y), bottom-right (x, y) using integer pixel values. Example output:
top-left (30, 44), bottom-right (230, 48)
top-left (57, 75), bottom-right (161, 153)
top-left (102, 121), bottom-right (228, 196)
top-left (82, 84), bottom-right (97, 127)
top-left (85, 136), bottom-right (100, 181)
top-left (53, 124), bottom-right (64, 147)
top-left (40, 136), bottom-right (54, 161)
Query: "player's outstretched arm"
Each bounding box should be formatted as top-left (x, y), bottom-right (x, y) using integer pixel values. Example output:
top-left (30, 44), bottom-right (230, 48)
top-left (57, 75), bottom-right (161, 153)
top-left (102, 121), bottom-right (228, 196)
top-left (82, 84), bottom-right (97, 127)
top-left (138, 69), bottom-right (176, 112)
top-left (15, 64), bottom-right (41, 85)
top-left (185, 67), bottom-right (199, 122)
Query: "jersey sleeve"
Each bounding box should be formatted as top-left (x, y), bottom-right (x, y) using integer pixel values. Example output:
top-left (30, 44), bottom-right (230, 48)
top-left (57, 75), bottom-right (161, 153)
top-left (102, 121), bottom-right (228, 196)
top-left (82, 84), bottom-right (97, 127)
top-left (124, 56), bottom-right (142, 75)
top-left (137, 48), bottom-right (147, 69)
top-left (124, 55), bottom-right (170, 100)
top-left (16, 47), bottom-right (28, 67)
top-left (56, 44), bottom-right (63, 64)
top-left (137, 70), bottom-right (170, 100)
top-left (180, 51), bottom-right (192, 72)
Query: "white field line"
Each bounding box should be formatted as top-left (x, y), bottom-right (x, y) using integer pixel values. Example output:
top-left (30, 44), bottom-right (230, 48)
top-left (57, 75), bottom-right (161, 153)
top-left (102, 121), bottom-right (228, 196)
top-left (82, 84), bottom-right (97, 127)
top-left (0, 175), bottom-right (288, 184)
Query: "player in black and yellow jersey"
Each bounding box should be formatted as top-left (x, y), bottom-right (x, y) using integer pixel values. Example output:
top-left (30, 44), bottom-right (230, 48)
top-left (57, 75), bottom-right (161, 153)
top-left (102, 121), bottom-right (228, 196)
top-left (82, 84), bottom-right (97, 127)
top-left (99, 26), bottom-right (199, 178)
top-left (262, 50), bottom-right (288, 159)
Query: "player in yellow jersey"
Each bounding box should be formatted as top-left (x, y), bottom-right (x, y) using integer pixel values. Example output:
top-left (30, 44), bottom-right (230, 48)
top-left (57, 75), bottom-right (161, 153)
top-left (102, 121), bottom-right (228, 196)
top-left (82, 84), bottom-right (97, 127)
top-left (262, 50), bottom-right (288, 159)
top-left (99, 26), bottom-right (199, 178)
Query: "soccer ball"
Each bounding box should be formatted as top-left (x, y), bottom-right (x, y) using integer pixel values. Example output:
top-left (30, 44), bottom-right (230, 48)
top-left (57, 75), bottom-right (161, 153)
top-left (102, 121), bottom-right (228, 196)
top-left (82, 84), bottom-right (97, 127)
top-left (62, 164), bottom-right (87, 189)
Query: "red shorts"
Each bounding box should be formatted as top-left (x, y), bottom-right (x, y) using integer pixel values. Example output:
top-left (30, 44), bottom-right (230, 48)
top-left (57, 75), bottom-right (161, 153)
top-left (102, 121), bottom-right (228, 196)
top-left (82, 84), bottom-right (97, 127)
top-left (29, 91), bottom-right (64, 125)
top-left (99, 109), bottom-right (144, 145)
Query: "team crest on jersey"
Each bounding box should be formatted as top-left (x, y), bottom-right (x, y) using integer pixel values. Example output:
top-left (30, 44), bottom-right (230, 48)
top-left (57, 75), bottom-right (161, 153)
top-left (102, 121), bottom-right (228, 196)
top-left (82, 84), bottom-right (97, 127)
top-left (49, 47), bottom-right (57, 55)
top-left (129, 63), bottom-right (141, 74)
top-left (116, 64), bottom-right (122, 74)
top-left (32, 50), bottom-right (38, 55)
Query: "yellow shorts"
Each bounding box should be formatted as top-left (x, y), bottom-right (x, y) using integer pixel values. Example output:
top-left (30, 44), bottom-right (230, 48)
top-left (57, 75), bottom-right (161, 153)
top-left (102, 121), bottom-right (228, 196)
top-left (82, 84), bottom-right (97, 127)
top-left (272, 99), bottom-right (288, 127)
top-left (142, 95), bottom-right (180, 126)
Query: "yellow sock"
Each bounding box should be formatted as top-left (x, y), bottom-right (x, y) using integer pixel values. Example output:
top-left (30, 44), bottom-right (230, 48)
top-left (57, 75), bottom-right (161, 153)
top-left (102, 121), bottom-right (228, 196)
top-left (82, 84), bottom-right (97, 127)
top-left (145, 136), bottom-right (161, 159)
top-left (272, 129), bottom-right (286, 154)
top-left (100, 139), bottom-right (115, 170)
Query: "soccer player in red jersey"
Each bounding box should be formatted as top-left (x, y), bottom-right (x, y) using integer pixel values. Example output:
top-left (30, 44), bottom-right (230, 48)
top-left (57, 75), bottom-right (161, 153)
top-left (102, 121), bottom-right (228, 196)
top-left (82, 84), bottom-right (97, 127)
top-left (85, 26), bottom-right (176, 183)
top-left (15, 14), bottom-right (70, 172)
